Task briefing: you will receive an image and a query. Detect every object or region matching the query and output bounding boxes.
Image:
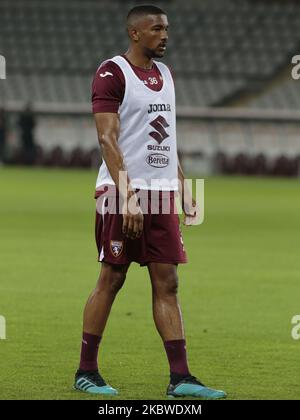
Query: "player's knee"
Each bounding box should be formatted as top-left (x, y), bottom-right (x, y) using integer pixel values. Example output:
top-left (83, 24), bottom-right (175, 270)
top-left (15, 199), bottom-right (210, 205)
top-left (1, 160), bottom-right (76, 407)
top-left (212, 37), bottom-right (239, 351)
top-left (153, 272), bottom-right (178, 296)
top-left (109, 271), bottom-right (126, 295)
top-left (97, 269), bottom-right (126, 295)
top-left (166, 275), bottom-right (178, 296)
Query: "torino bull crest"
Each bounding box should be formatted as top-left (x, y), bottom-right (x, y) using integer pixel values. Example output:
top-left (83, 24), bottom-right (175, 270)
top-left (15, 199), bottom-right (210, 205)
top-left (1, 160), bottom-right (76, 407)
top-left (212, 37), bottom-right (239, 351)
top-left (110, 240), bottom-right (124, 258)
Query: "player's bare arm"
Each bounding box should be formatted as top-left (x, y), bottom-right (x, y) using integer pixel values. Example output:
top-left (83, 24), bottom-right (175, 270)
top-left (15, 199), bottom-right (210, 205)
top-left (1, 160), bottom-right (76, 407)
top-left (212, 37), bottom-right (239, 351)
top-left (94, 112), bottom-right (143, 239)
top-left (177, 155), bottom-right (199, 226)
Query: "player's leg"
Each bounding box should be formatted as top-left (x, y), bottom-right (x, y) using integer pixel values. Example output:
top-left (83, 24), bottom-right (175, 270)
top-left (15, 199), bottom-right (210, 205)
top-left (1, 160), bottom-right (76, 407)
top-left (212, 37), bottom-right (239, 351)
top-left (148, 263), bottom-right (185, 340)
top-left (148, 262), bottom-right (226, 399)
top-left (83, 262), bottom-right (130, 337)
top-left (74, 262), bottom-right (130, 395)
top-left (148, 262), bottom-right (189, 374)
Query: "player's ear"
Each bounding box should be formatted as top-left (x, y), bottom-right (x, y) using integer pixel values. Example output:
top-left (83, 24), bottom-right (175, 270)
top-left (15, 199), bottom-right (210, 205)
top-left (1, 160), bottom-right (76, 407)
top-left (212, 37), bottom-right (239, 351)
top-left (129, 28), bottom-right (140, 42)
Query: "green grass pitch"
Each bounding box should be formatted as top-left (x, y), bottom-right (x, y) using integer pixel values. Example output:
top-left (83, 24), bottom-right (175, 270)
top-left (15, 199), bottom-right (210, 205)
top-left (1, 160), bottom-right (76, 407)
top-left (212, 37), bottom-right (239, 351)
top-left (0, 167), bottom-right (299, 400)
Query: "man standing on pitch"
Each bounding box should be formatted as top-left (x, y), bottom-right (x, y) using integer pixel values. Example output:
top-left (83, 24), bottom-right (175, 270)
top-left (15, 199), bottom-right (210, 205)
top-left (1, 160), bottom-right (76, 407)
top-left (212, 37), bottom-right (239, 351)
top-left (74, 5), bottom-right (226, 399)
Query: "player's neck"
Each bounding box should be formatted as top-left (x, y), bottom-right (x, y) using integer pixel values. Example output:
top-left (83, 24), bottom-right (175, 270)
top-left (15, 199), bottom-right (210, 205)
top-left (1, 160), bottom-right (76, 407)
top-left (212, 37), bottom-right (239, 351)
top-left (124, 49), bottom-right (153, 70)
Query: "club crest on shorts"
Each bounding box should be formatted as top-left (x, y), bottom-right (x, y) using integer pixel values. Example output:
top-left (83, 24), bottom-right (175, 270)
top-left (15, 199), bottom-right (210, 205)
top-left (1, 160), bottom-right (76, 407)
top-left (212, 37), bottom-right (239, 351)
top-left (110, 240), bottom-right (124, 257)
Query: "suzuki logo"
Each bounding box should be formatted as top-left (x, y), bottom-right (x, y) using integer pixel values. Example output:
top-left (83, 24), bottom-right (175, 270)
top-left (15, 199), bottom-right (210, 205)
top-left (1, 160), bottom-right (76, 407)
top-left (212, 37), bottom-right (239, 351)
top-left (149, 115), bottom-right (170, 144)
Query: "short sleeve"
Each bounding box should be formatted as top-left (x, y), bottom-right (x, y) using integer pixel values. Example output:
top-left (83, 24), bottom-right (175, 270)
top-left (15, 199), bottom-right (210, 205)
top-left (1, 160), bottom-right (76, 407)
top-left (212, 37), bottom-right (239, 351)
top-left (92, 61), bottom-right (125, 114)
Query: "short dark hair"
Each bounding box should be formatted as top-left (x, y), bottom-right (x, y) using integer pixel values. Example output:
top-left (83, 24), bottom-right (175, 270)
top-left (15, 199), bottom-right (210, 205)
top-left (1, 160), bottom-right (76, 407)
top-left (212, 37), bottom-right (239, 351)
top-left (127, 5), bottom-right (166, 25)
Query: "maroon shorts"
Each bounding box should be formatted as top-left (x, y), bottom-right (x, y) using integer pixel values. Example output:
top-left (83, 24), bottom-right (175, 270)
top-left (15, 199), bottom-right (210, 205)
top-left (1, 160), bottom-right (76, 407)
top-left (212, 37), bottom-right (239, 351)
top-left (95, 188), bottom-right (187, 266)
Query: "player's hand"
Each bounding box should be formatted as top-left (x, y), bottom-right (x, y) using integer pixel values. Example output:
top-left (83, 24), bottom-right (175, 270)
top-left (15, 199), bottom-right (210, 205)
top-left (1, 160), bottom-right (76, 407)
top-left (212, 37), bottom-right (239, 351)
top-left (182, 197), bottom-right (201, 226)
top-left (122, 194), bottom-right (144, 240)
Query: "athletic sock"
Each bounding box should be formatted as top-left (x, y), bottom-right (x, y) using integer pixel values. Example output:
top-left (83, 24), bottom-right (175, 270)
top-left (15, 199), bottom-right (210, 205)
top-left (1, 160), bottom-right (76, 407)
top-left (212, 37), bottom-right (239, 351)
top-left (170, 372), bottom-right (191, 386)
top-left (79, 332), bottom-right (102, 371)
top-left (163, 339), bottom-right (190, 384)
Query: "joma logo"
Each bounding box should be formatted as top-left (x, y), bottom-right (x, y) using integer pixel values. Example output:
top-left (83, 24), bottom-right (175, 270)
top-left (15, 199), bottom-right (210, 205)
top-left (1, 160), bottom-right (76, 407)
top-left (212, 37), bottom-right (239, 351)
top-left (148, 103), bottom-right (171, 114)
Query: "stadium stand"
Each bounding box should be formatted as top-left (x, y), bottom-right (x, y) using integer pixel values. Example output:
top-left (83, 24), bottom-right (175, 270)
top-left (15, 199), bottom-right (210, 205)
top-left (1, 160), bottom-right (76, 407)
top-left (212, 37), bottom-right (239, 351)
top-left (0, 0), bottom-right (300, 175)
top-left (246, 75), bottom-right (300, 110)
top-left (1, 0), bottom-right (299, 107)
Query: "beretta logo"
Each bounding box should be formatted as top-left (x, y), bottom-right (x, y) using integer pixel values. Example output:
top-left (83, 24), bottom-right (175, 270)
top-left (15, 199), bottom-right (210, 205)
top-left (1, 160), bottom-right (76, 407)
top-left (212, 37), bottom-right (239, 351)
top-left (146, 153), bottom-right (169, 168)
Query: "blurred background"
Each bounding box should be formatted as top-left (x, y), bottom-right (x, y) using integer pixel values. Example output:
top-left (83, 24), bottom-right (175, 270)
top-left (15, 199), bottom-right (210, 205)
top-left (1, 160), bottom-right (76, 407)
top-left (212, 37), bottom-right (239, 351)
top-left (1, 1), bottom-right (300, 401)
top-left (1, 0), bottom-right (300, 176)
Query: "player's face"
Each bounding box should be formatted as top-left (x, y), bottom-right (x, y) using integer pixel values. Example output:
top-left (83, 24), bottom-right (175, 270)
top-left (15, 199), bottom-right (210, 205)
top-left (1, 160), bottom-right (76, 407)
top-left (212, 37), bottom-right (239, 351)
top-left (137, 14), bottom-right (169, 58)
